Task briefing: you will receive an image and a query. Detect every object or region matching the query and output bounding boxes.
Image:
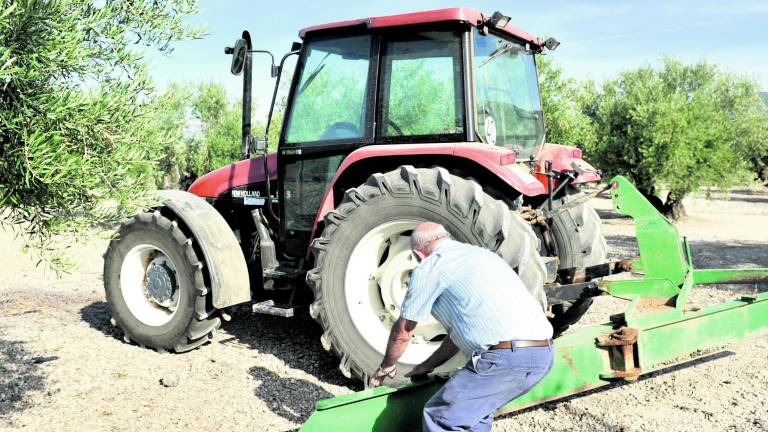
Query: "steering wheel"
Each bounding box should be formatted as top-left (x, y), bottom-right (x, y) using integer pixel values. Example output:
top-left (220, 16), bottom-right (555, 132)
top-left (511, 104), bottom-right (539, 122)
top-left (386, 119), bottom-right (405, 136)
top-left (320, 122), bottom-right (360, 140)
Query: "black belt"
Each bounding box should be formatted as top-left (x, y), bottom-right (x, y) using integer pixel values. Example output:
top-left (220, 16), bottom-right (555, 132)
top-left (491, 339), bottom-right (552, 349)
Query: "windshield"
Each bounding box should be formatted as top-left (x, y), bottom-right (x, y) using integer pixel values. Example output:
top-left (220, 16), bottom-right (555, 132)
top-left (474, 29), bottom-right (545, 161)
top-left (284, 35), bottom-right (372, 144)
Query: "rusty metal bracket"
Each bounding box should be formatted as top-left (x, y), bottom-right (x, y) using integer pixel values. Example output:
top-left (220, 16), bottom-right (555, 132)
top-left (596, 327), bottom-right (641, 382)
top-left (556, 259), bottom-right (634, 285)
top-left (522, 183), bottom-right (612, 225)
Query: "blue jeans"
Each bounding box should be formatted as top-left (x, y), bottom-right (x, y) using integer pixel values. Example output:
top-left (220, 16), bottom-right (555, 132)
top-left (423, 344), bottom-right (555, 432)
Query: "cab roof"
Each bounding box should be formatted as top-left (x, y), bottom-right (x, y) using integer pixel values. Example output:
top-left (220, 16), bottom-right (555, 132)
top-left (298, 7), bottom-right (542, 50)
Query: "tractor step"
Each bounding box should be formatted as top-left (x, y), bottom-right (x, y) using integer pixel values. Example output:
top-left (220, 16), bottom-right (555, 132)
top-left (263, 265), bottom-right (302, 280)
top-left (252, 300), bottom-right (297, 317)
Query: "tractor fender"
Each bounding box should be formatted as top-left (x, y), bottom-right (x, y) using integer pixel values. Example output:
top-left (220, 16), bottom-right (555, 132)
top-left (307, 142), bottom-right (546, 254)
top-left (157, 190), bottom-right (250, 309)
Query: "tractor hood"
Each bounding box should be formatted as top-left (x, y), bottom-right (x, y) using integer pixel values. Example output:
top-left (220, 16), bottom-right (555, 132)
top-left (187, 153), bottom-right (278, 198)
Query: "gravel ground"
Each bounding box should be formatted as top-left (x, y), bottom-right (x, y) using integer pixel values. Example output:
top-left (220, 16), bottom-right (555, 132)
top-left (1, 189), bottom-right (767, 432)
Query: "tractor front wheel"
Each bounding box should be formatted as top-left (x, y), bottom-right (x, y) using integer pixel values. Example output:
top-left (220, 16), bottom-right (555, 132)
top-left (306, 166), bottom-right (546, 384)
top-left (103, 211), bottom-right (221, 352)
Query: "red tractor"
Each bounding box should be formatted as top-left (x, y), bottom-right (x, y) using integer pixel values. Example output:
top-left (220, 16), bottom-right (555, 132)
top-left (103, 8), bottom-right (606, 383)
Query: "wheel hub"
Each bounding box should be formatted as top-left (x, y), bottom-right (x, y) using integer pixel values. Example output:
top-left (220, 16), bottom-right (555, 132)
top-left (145, 260), bottom-right (177, 306)
top-left (120, 244), bottom-right (180, 327)
top-left (344, 220), bottom-right (449, 364)
top-left (376, 236), bottom-right (416, 320)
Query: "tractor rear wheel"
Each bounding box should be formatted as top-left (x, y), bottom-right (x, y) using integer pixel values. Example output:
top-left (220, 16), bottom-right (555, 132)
top-left (103, 211), bottom-right (221, 352)
top-left (548, 186), bottom-right (607, 269)
top-left (306, 166), bottom-right (546, 383)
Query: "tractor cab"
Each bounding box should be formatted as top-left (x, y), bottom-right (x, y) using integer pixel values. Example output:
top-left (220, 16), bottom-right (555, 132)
top-left (221, 8), bottom-right (556, 257)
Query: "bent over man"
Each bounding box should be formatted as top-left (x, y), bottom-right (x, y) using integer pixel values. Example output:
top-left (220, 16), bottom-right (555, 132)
top-left (369, 222), bottom-right (554, 432)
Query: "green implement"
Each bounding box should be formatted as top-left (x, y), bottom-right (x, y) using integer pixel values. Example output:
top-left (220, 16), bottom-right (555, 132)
top-left (301, 176), bottom-right (768, 432)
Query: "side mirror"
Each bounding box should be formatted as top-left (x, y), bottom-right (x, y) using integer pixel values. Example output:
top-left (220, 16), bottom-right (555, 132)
top-left (227, 38), bottom-right (248, 76)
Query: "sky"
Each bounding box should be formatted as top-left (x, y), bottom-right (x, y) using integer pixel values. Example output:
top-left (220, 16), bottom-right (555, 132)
top-left (147, 0), bottom-right (768, 112)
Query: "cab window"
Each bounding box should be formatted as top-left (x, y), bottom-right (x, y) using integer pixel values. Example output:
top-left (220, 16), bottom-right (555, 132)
top-left (284, 35), bottom-right (372, 144)
top-left (377, 31), bottom-right (465, 142)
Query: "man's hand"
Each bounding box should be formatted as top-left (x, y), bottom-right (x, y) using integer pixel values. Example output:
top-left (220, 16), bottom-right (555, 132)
top-left (369, 365), bottom-right (397, 388)
top-left (404, 363), bottom-right (433, 381)
top-left (372, 317), bottom-right (418, 388)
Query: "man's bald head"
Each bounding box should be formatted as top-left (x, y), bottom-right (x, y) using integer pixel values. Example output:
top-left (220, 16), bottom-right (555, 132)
top-left (410, 222), bottom-right (450, 258)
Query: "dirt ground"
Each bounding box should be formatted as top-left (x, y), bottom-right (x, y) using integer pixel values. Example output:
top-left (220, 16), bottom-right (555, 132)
top-left (1, 189), bottom-right (767, 432)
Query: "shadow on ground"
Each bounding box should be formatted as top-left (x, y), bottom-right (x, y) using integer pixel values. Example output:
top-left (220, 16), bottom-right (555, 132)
top-left (78, 301), bottom-right (356, 380)
top-left (224, 310), bottom-right (360, 391)
top-left (249, 365), bottom-right (333, 424)
top-left (708, 188), bottom-right (768, 204)
top-left (79, 301), bottom-right (123, 342)
top-left (722, 195), bottom-right (768, 204)
top-left (603, 233), bottom-right (640, 261)
top-left (79, 300), bottom-right (356, 422)
top-left (595, 208), bottom-right (633, 221)
top-left (0, 335), bottom-right (47, 418)
top-left (80, 299), bottom-right (352, 394)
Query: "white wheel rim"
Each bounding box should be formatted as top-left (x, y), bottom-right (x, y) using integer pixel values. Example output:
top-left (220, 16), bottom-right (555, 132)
top-left (344, 220), bottom-right (448, 364)
top-left (120, 244), bottom-right (180, 326)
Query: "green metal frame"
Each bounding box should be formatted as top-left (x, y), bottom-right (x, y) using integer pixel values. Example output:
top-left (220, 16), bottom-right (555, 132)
top-left (301, 176), bottom-right (768, 432)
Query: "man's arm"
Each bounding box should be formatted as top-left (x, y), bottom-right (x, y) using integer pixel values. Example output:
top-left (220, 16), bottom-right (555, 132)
top-left (369, 317), bottom-right (417, 387)
top-left (405, 337), bottom-right (459, 378)
top-left (381, 317), bottom-right (417, 368)
top-left (370, 261), bottom-right (444, 387)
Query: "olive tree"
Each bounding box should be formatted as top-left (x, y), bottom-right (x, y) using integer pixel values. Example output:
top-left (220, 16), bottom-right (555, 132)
top-left (0, 0), bottom-right (203, 269)
top-left (185, 82), bottom-right (242, 178)
top-left (537, 57), bottom-right (597, 150)
top-left (587, 58), bottom-right (768, 219)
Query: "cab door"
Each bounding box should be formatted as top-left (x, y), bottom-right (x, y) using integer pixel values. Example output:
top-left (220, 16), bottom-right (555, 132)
top-left (277, 34), bottom-right (377, 257)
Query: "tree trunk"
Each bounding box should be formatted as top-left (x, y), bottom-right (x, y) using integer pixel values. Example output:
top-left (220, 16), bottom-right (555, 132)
top-left (638, 188), bottom-right (686, 221)
top-left (663, 198), bottom-right (686, 220)
top-left (163, 164), bottom-right (181, 190)
top-left (639, 187), bottom-right (665, 213)
top-left (663, 191), bottom-right (686, 221)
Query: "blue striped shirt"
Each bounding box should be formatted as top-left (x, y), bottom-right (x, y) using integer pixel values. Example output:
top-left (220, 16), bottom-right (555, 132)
top-left (400, 239), bottom-right (552, 355)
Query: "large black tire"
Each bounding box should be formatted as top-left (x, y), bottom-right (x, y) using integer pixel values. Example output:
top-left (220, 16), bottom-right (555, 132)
top-left (103, 211), bottom-right (221, 352)
top-left (548, 186), bottom-right (608, 269)
top-left (306, 166), bottom-right (546, 383)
